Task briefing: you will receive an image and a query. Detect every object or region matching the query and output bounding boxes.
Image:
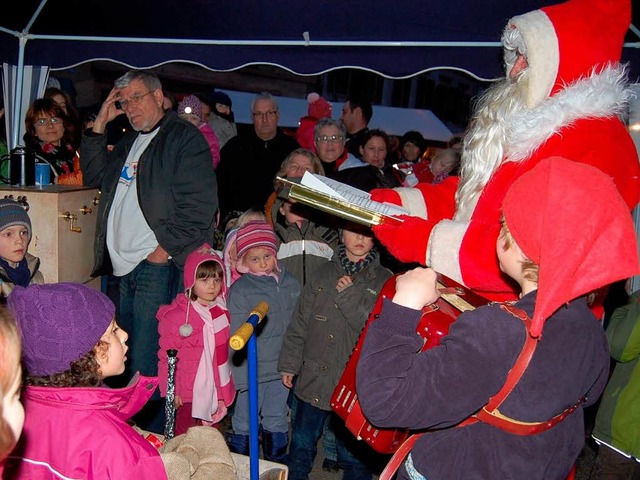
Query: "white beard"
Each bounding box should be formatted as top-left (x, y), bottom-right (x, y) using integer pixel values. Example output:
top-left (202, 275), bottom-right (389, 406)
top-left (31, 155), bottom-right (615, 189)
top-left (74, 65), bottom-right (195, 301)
top-left (455, 64), bottom-right (632, 220)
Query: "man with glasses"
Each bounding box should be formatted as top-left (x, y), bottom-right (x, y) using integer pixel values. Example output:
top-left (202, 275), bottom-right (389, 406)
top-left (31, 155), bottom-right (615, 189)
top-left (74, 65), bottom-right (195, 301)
top-left (81, 69), bottom-right (217, 433)
top-left (217, 92), bottom-right (298, 220)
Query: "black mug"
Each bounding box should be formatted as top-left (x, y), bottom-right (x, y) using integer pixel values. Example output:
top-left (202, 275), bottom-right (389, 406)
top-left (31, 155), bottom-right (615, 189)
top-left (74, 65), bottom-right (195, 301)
top-left (0, 146), bottom-right (36, 186)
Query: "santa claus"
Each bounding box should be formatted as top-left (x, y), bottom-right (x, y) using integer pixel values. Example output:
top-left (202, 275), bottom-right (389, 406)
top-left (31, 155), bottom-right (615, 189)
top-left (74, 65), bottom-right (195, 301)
top-left (372, 0), bottom-right (640, 301)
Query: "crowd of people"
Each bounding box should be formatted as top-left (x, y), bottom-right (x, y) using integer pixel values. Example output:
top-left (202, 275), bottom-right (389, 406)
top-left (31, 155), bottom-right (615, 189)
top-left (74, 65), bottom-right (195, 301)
top-left (0, 0), bottom-right (639, 479)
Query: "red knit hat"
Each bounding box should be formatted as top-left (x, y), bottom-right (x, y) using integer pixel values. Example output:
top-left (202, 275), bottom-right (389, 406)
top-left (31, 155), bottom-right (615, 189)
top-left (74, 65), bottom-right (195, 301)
top-left (307, 93), bottom-right (332, 120)
top-left (502, 157), bottom-right (639, 338)
top-left (507, 0), bottom-right (629, 106)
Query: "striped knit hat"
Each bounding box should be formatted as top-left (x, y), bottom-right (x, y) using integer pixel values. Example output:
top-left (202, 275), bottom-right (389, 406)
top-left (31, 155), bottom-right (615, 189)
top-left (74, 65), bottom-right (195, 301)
top-left (235, 220), bottom-right (279, 272)
top-left (0, 198), bottom-right (31, 240)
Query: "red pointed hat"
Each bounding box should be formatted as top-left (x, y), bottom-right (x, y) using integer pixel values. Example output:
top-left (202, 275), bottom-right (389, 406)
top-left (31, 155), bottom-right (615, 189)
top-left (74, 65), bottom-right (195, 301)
top-left (508, 0), bottom-right (630, 105)
top-left (502, 157), bottom-right (639, 337)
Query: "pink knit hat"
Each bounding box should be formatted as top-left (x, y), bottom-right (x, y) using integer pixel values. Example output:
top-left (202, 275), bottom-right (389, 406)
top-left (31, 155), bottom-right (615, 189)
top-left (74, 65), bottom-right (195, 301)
top-left (183, 243), bottom-right (227, 300)
top-left (178, 94), bottom-right (202, 118)
top-left (235, 221), bottom-right (280, 273)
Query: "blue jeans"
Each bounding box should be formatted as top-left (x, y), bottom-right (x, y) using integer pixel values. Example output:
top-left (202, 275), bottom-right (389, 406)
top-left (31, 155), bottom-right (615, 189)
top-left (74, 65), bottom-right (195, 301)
top-left (290, 394), bottom-right (337, 462)
top-left (117, 259), bottom-right (182, 432)
top-left (287, 398), bottom-right (373, 480)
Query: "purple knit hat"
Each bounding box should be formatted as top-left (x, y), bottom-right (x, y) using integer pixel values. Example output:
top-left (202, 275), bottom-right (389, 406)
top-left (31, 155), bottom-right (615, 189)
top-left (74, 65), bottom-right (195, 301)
top-left (177, 94), bottom-right (202, 118)
top-left (235, 221), bottom-right (280, 273)
top-left (8, 283), bottom-right (116, 376)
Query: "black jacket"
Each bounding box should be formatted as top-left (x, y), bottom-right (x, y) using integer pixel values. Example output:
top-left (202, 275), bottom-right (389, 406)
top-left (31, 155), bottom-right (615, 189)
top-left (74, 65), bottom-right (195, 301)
top-left (217, 129), bottom-right (298, 219)
top-left (81, 111), bottom-right (218, 273)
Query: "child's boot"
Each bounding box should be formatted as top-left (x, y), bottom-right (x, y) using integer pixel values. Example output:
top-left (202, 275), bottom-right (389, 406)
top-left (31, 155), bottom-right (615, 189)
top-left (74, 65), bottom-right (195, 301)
top-left (224, 431), bottom-right (250, 456)
top-left (262, 431), bottom-right (288, 463)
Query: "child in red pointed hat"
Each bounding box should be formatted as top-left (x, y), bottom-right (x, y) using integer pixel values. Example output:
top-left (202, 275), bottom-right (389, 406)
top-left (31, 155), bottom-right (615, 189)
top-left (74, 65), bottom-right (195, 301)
top-left (357, 156), bottom-right (639, 480)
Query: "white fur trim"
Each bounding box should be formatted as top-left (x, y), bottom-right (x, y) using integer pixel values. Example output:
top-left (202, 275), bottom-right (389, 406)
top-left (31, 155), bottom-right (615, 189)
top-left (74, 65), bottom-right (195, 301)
top-left (427, 219), bottom-right (467, 284)
top-left (505, 65), bottom-right (631, 162)
top-left (396, 187), bottom-right (428, 219)
top-left (510, 10), bottom-right (559, 108)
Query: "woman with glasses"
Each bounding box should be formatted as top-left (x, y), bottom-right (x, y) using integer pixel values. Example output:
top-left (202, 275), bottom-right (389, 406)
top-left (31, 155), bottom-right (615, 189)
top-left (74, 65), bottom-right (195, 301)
top-left (23, 98), bottom-right (79, 181)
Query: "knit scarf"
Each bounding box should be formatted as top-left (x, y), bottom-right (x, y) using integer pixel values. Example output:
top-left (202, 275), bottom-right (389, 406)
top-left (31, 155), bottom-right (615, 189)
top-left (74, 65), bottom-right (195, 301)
top-left (0, 257), bottom-right (31, 287)
top-left (338, 243), bottom-right (376, 275)
top-left (190, 300), bottom-right (235, 422)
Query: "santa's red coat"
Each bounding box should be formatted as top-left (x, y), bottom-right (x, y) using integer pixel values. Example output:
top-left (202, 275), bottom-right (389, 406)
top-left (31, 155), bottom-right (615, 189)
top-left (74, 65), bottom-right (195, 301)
top-left (377, 115), bottom-right (639, 302)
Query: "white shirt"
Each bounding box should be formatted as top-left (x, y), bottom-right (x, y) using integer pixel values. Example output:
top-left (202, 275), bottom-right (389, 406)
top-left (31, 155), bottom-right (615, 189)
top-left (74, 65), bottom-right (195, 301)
top-left (106, 130), bottom-right (160, 276)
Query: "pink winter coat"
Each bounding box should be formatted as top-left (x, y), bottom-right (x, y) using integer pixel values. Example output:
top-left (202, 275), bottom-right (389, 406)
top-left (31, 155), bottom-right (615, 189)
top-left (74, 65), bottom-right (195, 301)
top-left (157, 294), bottom-right (235, 406)
top-left (199, 123), bottom-right (221, 170)
top-left (3, 375), bottom-right (167, 480)
top-left (157, 245), bottom-right (235, 412)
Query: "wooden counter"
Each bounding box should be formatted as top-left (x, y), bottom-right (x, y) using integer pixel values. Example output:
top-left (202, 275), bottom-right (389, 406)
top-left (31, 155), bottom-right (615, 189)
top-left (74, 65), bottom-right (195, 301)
top-left (0, 185), bottom-right (101, 288)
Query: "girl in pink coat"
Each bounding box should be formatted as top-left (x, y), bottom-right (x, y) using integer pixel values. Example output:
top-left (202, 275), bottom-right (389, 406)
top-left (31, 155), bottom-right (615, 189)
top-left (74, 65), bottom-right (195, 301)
top-left (157, 244), bottom-right (235, 435)
top-left (4, 283), bottom-right (167, 480)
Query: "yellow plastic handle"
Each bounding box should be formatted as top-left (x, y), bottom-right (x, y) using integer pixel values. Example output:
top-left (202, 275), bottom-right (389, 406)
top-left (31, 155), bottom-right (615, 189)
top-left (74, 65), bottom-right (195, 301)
top-left (250, 301), bottom-right (269, 321)
top-left (230, 323), bottom-right (256, 351)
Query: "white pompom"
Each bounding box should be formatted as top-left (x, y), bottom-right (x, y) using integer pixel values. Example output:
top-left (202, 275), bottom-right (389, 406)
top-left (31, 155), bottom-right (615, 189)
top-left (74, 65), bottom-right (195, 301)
top-left (307, 92), bottom-right (320, 104)
top-left (179, 323), bottom-right (193, 337)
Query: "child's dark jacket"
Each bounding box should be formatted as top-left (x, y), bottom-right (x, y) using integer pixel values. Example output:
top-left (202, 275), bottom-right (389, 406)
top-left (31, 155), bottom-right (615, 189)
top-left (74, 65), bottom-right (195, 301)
top-left (278, 253), bottom-right (392, 411)
top-left (356, 291), bottom-right (609, 480)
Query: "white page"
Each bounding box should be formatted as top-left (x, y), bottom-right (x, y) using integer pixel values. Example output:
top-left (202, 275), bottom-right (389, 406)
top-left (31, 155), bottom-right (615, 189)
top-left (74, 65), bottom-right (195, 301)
top-left (300, 171), bottom-right (347, 200)
top-left (300, 172), bottom-right (409, 217)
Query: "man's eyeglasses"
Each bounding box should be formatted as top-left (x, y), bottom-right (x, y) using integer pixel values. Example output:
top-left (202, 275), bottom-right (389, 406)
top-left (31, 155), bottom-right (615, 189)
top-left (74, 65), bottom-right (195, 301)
top-left (252, 110), bottom-right (277, 120)
top-left (116, 90), bottom-right (155, 110)
top-left (316, 135), bottom-right (344, 144)
top-left (34, 117), bottom-right (62, 127)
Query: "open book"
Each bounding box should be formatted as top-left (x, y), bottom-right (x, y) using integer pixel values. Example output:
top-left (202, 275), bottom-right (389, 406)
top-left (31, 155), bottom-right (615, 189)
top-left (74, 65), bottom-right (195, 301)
top-left (277, 172), bottom-right (409, 227)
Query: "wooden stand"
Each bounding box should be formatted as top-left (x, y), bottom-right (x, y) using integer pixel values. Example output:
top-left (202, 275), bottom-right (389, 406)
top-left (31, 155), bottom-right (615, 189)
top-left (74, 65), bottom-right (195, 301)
top-left (0, 185), bottom-right (101, 288)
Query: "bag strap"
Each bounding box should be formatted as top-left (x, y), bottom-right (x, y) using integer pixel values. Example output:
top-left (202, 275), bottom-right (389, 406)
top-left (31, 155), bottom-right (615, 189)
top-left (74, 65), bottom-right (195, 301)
top-left (480, 304), bottom-right (537, 410)
top-left (379, 433), bottom-right (423, 480)
top-left (464, 303), bottom-right (585, 435)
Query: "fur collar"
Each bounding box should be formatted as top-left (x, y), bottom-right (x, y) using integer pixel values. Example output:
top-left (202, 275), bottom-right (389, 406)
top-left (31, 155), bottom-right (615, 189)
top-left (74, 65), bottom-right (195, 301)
top-left (505, 64), bottom-right (632, 162)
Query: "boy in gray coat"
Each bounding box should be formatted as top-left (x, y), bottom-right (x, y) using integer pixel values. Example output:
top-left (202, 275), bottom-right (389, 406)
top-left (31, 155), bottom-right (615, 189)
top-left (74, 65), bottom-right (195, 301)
top-left (278, 222), bottom-right (392, 480)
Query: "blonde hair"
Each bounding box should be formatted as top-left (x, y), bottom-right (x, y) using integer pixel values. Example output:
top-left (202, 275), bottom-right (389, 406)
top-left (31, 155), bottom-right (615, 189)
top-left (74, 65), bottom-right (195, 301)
top-left (0, 308), bottom-right (22, 461)
top-left (499, 216), bottom-right (539, 284)
top-left (274, 148), bottom-right (325, 188)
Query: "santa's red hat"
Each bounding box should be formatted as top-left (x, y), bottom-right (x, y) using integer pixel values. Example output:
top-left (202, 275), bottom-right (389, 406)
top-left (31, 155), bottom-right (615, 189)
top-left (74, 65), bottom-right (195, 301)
top-left (507, 0), bottom-right (630, 107)
top-left (502, 157), bottom-right (639, 337)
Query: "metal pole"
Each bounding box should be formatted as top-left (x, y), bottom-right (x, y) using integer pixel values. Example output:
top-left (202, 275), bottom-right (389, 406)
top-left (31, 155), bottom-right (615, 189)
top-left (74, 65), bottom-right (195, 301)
top-left (164, 348), bottom-right (178, 440)
top-left (229, 301), bottom-right (269, 480)
top-left (248, 332), bottom-right (259, 480)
